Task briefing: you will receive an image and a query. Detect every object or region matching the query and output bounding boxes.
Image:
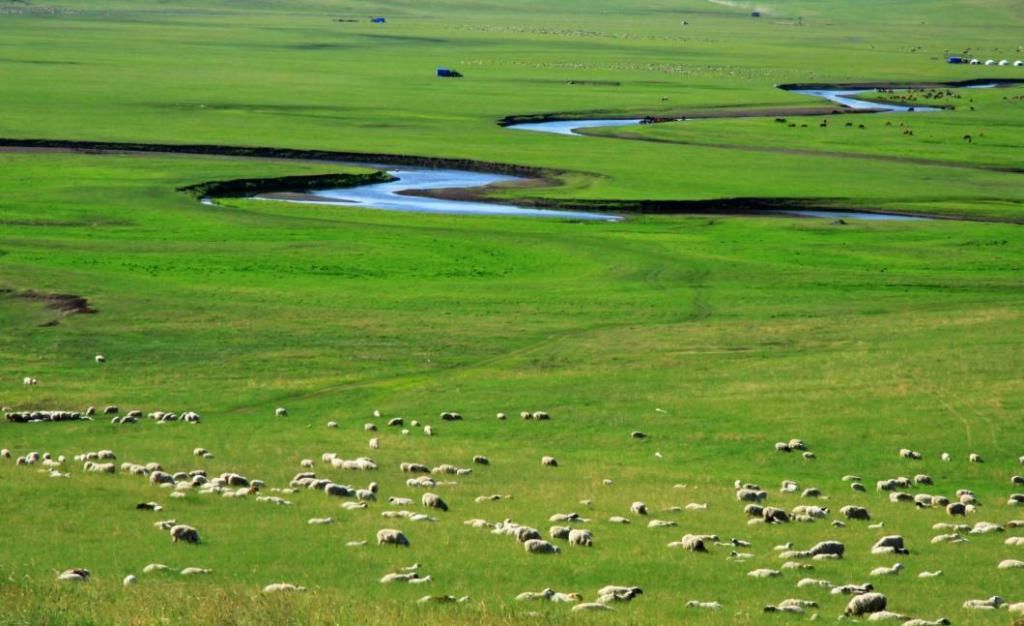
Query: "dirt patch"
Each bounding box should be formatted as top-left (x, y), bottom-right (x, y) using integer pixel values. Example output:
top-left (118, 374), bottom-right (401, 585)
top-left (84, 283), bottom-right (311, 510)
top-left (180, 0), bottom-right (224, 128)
top-left (1, 289), bottom-right (97, 326)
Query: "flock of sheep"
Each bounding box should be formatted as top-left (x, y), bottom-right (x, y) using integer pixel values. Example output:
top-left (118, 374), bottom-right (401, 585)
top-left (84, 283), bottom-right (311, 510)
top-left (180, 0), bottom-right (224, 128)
top-left (5, 403), bottom-right (1024, 622)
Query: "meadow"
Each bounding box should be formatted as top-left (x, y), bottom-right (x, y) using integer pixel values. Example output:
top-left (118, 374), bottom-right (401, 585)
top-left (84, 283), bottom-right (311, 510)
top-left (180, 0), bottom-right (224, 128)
top-left (1, 0), bottom-right (1023, 624)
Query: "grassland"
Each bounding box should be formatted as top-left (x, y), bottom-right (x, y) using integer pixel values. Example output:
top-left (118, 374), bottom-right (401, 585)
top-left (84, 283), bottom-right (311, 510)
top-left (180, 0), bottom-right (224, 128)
top-left (1, 0), bottom-right (1024, 624)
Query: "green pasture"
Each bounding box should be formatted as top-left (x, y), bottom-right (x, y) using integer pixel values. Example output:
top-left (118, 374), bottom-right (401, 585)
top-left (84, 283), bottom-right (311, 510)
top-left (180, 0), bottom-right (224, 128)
top-left (1, 0), bottom-right (1024, 624)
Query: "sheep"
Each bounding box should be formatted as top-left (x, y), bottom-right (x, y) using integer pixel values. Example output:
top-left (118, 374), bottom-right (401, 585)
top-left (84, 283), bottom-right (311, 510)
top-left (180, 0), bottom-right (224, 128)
top-left (962, 596), bottom-right (1004, 609)
top-left (866, 611), bottom-right (911, 622)
top-left (380, 572), bottom-right (424, 584)
top-left (803, 452), bottom-right (816, 460)
top-left (300, 459), bottom-right (314, 469)
top-left (180, 567), bottom-right (211, 576)
top-left (523, 539), bottom-right (560, 554)
top-left (514, 527), bottom-right (542, 543)
top-left (914, 474), bottom-right (933, 485)
top-left (387, 418), bottom-right (404, 427)
top-left (596, 586), bottom-right (643, 601)
top-left (846, 592), bottom-right (887, 616)
top-left (747, 569), bottom-right (781, 578)
top-left (832, 584), bottom-right (874, 596)
top-left (797, 578), bottom-right (833, 588)
top-left (608, 516), bottom-right (630, 524)
top-left (57, 568), bottom-right (90, 582)
top-left (440, 412), bottom-right (462, 421)
top-left (568, 529), bottom-right (593, 547)
top-left (630, 502), bottom-right (648, 516)
top-left (136, 502), bottom-right (163, 511)
top-left (902, 620), bottom-right (951, 626)
top-left (736, 488), bottom-right (768, 502)
top-left (899, 449), bottom-right (922, 460)
top-left (571, 603), bottom-right (613, 612)
top-left (1006, 536), bottom-right (1024, 546)
top-left (423, 425), bottom-right (434, 436)
top-left (780, 480), bottom-right (799, 493)
top-left (775, 442), bottom-right (792, 453)
top-left (123, 574), bottom-right (137, 586)
top-left (496, 412), bottom-right (506, 420)
top-left (647, 519), bottom-right (676, 528)
top-left (342, 502), bottom-right (367, 511)
top-left (262, 583), bottom-right (307, 593)
top-left (549, 526), bottom-right (571, 540)
top-left (685, 502), bottom-right (708, 511)
top-left (275, 407), bottom-right (287, 417)
top-left (946, 502), bottom-right (967, 517)
top-left (308, 517), bottom-right (333, 525)
top-left (368, 438), bottom-right (380, 450)
top-left (778, 599), bottom-right (818, 610)
top-left (472, 455), bottom-right (489, 465)
top-left (997, 559), bottom-right (1024, 569)
top-left (170, 524), bottom-right (200, 544)
top-left (376, 529), bottom-right (409, 547)
top-left (744, 504), bottom-right (764, 518)
top-left (870, 563), bottom-right (904, 576)
top-left (969, 521), bottom-right (1004, 535)
top-left (1010, 603), bottom-right (1024, 613)
top-left (364, 423), bottom-right (377, 432)
top-left (930, 533), bottom-right (966, 544)
top-left (516, 588), bottom-right (555, 601)
top-left (851, 482), bottom-right (866, 492)
top-left (400, 462), bottom-right (430, 474)
top-left (969, 453), bottom-right (983, 463)
top-left (762, 507), bottom-right (790, 524)
top-left (420, 493), bottom-right (448, 512)
top-left (541, 456), bottom-right (558, 467)
top-left (800, 488), bottom-right (822, 498)
top-left (782, 562), bottom-right (813, 570)
top-left (327, 421), bottom-right (338, 428)
top-left (871, 536), bottom-right (908, 555)
top-left (841, 505), bottom-right (871, 521)
top-left (686, 600), bottom-right (721, 609)
top-left (918, 570), bottom-right (943, 578)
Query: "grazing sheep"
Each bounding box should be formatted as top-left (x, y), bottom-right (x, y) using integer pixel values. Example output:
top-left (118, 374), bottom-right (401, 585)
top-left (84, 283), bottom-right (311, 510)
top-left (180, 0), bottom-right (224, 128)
top-left (596, 586), bottom-right (643, 601)
top-left (326, 421), bottom-right (338, 428)
top-left (364, 423), bottom-right (377, 432)
top-left (1006, 536), bottom-right (1024, 546)
top-left (376, 529), bottom-right (409, 547)
top-left (262, 583), bottom-right (307, 593)
top-left (608, 516), bottom-right (630, 524)
top-left (747, 569), bottom-right (781, 578)
top-left (846, 592), bottom-right (887, 616)
top-left (180, 567), bottom-right (211, 576)
top-left (541, 456), bottom-right (558, 467)
top-left (275, 407), bottom-right (287, 417)
top-left (686, 600), bottom-right (721, 609)
top-left (123, 574), bottom-right (137, 586)
top-left (496, 412), bottom-right (506, 420)
top-left (387, 418), bottom-right (404, 427)
top-left (808, 540), bottom-right (845, 558)
top-left (870, 563), bottom-right (904, 577)
top-left (516, 588), bottom-right (555, 601)
top-left (871, 535), bottom-right (908, 555)
top-left (170, 524), bottom-right (200, 544)
top-left (851, 482), bottom-right (866, 492)
top-left (803, 452), bottom-right (816, 460)
top-left (797, 578), bottom-right (833, 588)
top-left (472, 455), bottom-right (489, 465)
top-left (930, 533), bottom-right (967, 544)
top-left (941, 452), bottom-right (951, 462)
top-left (514, 527), bottom-right (542, 543)
top-left (737, 488), bottom-right (768, 503)
top-left (780, 480), bottom-right (799, 493)
top-left (903, 620), bottom-right (951, 626)
top-left (308, 517), bottom-right (333, 525)
top-left (421, 493), bottom-right (448, 512)
top-left (417, 595), bottom-right (471, 604)
top-left (841, 505), bottom-right (870, 521)
top-left (523, 539), bottom-right (560, 554)
top-left (549, 526), bottom-right (571, 540)
top-left (800, 488), bottom-right (822, 498)
top-left (899, 449), bottom-right (922, 460)
top-left (969, 521), bottom-right (1004, 535)
top-left (568, 529), bottom-right (593, 547)
top-left (572, 603), bottom-right (613, 612)
top-left (918, 570), bottom-right (943, 578)
top-left (946, 502), bottom-right (967, 517)
top-left (630, 502), bottom-right (648, 516)
top-left (57, 568), bottom-right (90, 582)
top-left (962, 596), bottom-right (1004, 609)
top-left (685, 502), bottom-right (708, 511)
top-left (775, 442), bottom-right (792, 453)
top-left (914, 474), bottom-right (933, 485)
top-left (997, 559), bottom-right (1024, 569)
top-left (969, 453), bottom-right (983, 463)
top-left (763, 507), bottom-right (790, 524)
top-left (647, 519), bottom-right (676, 528)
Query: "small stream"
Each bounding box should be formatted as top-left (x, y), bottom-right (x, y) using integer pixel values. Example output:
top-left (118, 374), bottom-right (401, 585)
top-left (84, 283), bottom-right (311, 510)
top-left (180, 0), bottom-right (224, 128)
top-left (256, 86), bottom-right (993, 221)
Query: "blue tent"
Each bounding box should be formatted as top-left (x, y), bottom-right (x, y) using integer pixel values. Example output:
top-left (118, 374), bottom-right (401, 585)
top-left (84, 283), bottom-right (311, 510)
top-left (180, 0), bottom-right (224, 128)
top-left (371, 16), bottom-right (386, 23)
top-left (436, 68), bottom-right (463, 78)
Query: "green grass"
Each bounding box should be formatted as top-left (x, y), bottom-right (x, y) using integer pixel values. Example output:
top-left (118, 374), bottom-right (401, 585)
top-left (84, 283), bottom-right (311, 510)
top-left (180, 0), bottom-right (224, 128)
top-left (2, 0), bottom-right (1024, 623)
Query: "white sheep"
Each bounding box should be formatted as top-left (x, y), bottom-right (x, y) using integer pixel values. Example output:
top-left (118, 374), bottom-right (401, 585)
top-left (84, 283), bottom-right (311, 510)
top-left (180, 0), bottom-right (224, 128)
top-left (523, 539), bottom-right (560, 554)
top-left (870, 563), bottom-right (903, 576)
top-left (262, 583), bottom-right (307, 593)
top-left (376, 528), bottom-right (409, 547)
top-left (275, 407), bottom-right (287, 417)
top-left (846, 592), bottom-right (887, 616)
top-left (568, 528), bottom-right (593, 547)
top-left (630, 501), bottom-right (648, 516)
top-left (747, 569), bottom-right (781, 578)
top-left (686, 600), bottom-right (721, 609)
top-left (962, 596), bottom-right (1004, 609)
top-left (421, 493), bottom-right (448, 512)
top-left (170, 524), bottom-right (200, 544)
top-left (541, 456), bottom-right (558, 467)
